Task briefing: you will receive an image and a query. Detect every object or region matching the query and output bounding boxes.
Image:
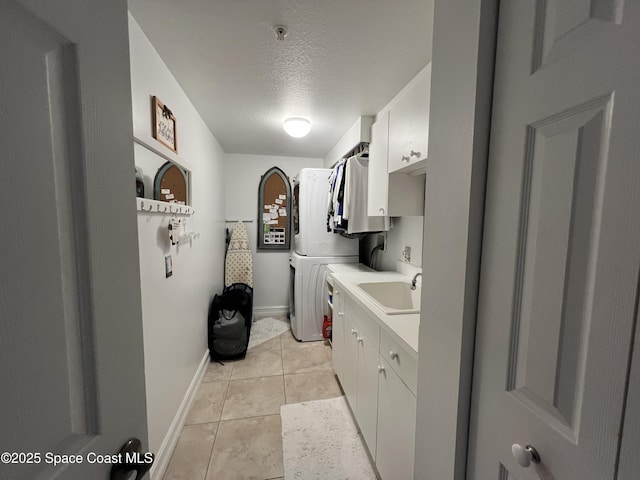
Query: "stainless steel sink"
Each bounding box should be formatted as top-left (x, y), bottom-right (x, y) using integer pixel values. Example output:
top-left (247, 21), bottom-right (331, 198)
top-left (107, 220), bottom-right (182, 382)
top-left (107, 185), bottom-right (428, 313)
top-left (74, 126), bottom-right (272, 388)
top-left (356, 281), bottom-right (420, 315)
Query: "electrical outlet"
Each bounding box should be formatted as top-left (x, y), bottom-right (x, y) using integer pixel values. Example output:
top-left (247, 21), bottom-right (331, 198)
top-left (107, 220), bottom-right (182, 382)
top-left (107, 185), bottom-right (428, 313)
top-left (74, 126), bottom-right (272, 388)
top-left (165, 255), bottom-right (173, 278)
top-left (402, 246), bottom-right (411, 263)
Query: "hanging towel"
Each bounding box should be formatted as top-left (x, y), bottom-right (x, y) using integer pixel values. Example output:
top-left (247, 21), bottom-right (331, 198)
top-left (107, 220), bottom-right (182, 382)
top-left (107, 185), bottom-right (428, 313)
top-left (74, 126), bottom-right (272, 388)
top-left (225, 222), bottom-right (253, 288)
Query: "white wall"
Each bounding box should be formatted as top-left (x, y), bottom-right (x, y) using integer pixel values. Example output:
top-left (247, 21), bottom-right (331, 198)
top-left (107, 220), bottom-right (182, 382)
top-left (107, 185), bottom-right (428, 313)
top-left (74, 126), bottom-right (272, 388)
top-left (225, 154), bottom-right (324, 312)
top-left (414, 1), bottom-right (497, 479)
top-left (361, 216), bottom-right (424, 270)
top-left (129, 14), bottom-right (226, 459)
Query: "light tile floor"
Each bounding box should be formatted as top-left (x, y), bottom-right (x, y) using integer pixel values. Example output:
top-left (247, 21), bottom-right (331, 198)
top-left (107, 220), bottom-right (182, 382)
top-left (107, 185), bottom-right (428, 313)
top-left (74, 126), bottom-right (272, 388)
top-left (163, 319), bottom-right (342, 480)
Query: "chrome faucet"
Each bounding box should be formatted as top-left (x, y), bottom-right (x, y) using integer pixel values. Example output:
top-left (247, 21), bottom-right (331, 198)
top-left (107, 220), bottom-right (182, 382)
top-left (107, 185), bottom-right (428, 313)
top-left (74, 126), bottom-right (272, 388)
top-left (410, 273), bottom-right (422, 290)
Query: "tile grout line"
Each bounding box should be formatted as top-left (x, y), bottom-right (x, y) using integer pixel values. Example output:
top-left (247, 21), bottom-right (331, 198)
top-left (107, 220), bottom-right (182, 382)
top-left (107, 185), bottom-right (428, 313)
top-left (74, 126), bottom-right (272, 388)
top-left (217, 412), bottom-right (282, 424)
top-left (201, 420), bottom-right (219, 480)
top-left (203, 360), bottom-right (233, 480)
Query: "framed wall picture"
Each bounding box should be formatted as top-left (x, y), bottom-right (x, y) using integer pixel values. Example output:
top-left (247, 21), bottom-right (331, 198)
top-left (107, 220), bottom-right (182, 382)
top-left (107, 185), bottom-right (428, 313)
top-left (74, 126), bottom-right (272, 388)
top-left (257, 166), bottom-right (291, 250)
top-left (152, 96), bottom-right (177, 153)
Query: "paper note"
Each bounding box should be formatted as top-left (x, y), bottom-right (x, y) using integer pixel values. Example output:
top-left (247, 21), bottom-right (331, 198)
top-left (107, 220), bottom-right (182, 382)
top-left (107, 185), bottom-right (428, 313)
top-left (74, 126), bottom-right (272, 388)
top-left (278, 209), bottom-right (287, 216)
top-left (161, 188), bottom-right (171, 194)
top-left (263, 213), bottom-right (271, 222)
top-left (279, 194), bottom-right (286, 200)
top-left (270, 212), bottom-right (279, 219)
top-left (165, 193), bottom-right (175, 200)
top-left (264, 204), bottom-right (271, 210)
top-left (275, 198), bottom-right (283, 205)
top-left (268, 220), bottom-right (278, 225)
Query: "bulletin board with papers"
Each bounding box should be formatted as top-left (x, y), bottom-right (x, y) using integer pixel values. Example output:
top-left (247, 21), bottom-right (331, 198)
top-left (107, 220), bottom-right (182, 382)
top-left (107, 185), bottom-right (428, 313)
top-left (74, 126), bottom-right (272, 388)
top-left (257, 166), bottom-right (291, 250)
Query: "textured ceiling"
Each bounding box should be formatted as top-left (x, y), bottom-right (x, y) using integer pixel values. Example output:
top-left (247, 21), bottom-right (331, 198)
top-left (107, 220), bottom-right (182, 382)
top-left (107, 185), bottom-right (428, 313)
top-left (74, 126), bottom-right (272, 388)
top-left (128, 0), bottom-right (434, 158)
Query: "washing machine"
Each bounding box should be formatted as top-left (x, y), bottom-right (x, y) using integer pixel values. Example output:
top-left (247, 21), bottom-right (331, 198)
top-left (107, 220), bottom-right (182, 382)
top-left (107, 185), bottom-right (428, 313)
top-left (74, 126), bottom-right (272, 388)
top-left (289, 252), bottom-right (359, 342)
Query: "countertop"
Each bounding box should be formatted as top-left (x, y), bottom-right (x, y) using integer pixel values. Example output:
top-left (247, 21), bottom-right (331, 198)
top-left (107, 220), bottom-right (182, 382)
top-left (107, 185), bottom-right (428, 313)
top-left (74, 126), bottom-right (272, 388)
top-left (327, 267), bottom-right (420, 358)
top-left (327, 263), bottom-right (375, 274)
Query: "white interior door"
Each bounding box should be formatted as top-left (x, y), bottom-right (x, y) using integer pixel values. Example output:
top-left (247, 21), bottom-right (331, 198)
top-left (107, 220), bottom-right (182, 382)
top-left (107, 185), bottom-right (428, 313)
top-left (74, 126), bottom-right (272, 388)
top-left (0, 1), bottom-right (148, 478)
top-left (468, 1), bottom-right (640, 479)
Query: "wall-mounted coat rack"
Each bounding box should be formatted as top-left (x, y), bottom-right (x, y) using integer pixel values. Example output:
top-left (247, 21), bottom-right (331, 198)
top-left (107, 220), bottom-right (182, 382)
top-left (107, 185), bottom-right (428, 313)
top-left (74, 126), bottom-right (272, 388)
top-left (136, 198), bottom-right (194, 215)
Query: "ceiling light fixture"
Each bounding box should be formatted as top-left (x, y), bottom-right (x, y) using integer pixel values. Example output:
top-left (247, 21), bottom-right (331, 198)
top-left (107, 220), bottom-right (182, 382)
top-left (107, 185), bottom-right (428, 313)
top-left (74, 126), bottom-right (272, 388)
top-left (283, 117), bottom-right (311, 138)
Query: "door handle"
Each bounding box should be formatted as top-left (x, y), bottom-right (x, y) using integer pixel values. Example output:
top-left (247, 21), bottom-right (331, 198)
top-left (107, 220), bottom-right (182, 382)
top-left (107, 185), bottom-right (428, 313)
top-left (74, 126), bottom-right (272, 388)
top-left (110, 438), bottom-right (154, 480)
top-left (511, 443), bottom-right (540, 468)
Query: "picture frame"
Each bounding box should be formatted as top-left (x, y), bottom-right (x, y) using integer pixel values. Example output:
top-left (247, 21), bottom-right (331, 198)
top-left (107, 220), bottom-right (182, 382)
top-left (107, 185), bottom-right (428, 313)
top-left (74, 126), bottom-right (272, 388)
top-left (152, 96), bottom-right (178, 153)
top-left (257, 166), bottom-right (292, 250)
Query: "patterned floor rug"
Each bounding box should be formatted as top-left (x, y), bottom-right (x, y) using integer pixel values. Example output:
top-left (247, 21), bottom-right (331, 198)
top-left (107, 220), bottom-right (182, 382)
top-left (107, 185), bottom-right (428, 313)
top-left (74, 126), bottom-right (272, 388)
top-left (281, 396), bottom-right (377, 480)
top-left (248, 316), bottom-right (290, 350)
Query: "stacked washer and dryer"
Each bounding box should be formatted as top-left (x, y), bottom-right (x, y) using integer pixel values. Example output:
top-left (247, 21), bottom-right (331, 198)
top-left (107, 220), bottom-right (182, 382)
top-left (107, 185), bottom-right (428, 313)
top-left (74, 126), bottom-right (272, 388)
top-left (289, 168), bottom-right (359, 341)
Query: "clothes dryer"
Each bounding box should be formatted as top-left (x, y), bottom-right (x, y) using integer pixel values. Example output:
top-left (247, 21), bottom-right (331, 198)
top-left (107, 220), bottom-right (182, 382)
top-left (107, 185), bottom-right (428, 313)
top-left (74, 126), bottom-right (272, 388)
top-left (289, 253), bottom-right (358, 341)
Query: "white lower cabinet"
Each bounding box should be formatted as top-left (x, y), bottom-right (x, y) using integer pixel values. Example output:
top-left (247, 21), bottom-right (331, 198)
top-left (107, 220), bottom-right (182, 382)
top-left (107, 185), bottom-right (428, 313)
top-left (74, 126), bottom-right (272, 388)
top-left (341, 312), bottom-right (359, 411)
top-left (331, 288), bottom-right (417, 479)
top-left (331, 288), bottom-right (346, 382)
top-left (376, 357), bottom-right (417, 480)
top-left (356, 329), bottom-right (380, 456)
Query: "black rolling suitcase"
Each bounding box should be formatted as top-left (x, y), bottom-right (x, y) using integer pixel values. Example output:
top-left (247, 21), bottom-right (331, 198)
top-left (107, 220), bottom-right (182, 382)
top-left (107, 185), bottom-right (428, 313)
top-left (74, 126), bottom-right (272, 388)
top-left (208, 283), bottom-right (253, 361)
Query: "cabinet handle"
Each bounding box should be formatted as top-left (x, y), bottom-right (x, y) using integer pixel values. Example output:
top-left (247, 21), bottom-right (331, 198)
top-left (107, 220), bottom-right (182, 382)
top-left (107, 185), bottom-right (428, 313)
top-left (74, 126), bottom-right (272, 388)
top-left (377, 365), bottom-right (385, 373)
top-left (410, 150), bottom-right (421, 158)
top-left (357, 337), bottom-right (364, 344)
top-left (401, 155), bottom-right (410, 162)
top-left (351, 329), bottom-right (358, 336)
top-left (390, 351), bottom-right (399, 360)
top-left (339, 312), bottom-right (344, 317)
top-left (379, 207), bottom-right (385, 214)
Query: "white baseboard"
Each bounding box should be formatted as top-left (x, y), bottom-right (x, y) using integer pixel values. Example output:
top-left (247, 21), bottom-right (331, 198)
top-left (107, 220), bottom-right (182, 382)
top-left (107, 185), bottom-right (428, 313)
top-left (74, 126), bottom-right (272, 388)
top-left (149, 350), bottom-right (210, 480)
top-left (253, 305), bottom-right (289, 318)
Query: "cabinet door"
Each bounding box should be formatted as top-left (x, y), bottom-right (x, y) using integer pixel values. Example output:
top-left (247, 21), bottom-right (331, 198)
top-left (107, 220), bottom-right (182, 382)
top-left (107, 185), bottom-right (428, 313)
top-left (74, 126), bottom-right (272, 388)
top-left (367, 112), bottom-right (389, 217)
top-left (331, 288), bottom-right (345, 382)
top-left (388, 65), bottom-right (431, 173)
top-left (388, 90), bottom-right (412, 172)
top-left (355, 332), bottom-right (380, 458)
top-left (341, 312), bottom-right (359, 411)
top-left (407, 66), bottom-right (431, 166)
top-left (376, 358), bottom-right (417, 480)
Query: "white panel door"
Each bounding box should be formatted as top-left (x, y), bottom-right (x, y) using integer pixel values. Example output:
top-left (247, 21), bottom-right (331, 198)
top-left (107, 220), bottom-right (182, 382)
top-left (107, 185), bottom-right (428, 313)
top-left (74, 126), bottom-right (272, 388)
top-left (468, 1), bottom-right (640, 479)
top-left (0, 1), bottom-right (148, 478)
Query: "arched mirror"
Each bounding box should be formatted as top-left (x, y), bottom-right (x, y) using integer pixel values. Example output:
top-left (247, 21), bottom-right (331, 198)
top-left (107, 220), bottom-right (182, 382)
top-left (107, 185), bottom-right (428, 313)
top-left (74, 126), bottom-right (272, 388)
top-left (257, 166), bottom-right (291, 250)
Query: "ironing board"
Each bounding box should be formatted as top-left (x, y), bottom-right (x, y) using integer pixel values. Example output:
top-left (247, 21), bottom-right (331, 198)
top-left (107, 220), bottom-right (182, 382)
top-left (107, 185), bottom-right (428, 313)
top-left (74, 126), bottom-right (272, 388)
top-left (225, 222), bottom-right (253, 288)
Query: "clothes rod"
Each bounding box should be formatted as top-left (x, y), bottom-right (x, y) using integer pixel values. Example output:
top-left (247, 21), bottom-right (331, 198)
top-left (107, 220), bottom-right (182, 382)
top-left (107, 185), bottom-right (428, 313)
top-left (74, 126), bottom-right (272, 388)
top-left (225, 219), bottom-right (253, 223)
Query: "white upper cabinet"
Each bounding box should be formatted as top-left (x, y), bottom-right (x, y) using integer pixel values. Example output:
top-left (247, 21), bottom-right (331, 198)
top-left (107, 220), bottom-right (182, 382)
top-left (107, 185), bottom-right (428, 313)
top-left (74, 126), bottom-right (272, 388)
top-left (368, 112), bottom-right (426, 217)
top-left (388, 64), bottom-right (431, 173)
top-left (367, 112), bottom-right (390, 217)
